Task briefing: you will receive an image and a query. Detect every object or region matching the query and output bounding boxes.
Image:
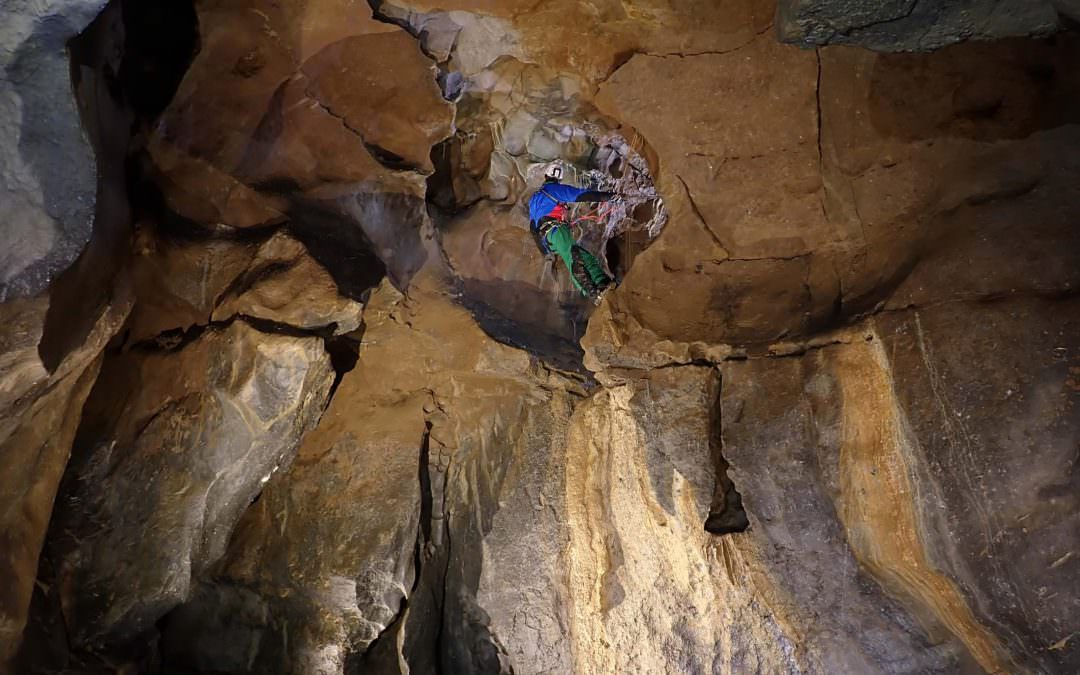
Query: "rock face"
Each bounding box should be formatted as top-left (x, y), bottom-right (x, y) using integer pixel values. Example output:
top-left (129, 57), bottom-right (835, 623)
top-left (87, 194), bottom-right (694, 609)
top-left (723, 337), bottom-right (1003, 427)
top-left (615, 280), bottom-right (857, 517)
top-left (146, 0), bottom-right (453, 290)
top-left (0, 0), bottom-right (108, 301)
top-left (160, 278), bottom-right (552, 673)
top-left (48, 320), bottom-right (333, 647)
top-left (0, 290), bottom-right (131, 667)
top-left (776, 0), bottom-right (1070, 51)
top-left (2, 0), bottom-right (1079, 673)
top-left (126, 227), bottom-right (365, 343)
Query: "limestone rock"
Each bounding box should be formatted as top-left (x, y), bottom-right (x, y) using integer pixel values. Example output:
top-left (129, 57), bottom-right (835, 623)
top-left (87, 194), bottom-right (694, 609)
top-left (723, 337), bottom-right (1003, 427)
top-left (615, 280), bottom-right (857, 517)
top-left (47, 321), bottom-right (334, 645)
top-left (585, 32), bottom-right (1080, 358)
top-left (300, 32), bottom-right (453, 173)
top-left (212, 232), bottom-right (365, 334)
top-left (721, 294), bottom-right (1080, 673)
top-left (6, 0), bottom-right (1080, 673)
top-left (777, 0), bottom-right (1065, 51)
top-left (145, 138), bottom-right (289, 231)
top-left (125, 226), bottom-right (365, 343)
top-left (875, 299), bottom-right (1080, 673)
top-left (0, 288), bottom-right (131, 668)
top-left (162, 279), bottom-right (543, 672)
top-left (0, 0), bottom-right (109, 301)
top-left (148, 0), bottom-right (452, 290)
top-left (440, 202), bottom-right (592, 366)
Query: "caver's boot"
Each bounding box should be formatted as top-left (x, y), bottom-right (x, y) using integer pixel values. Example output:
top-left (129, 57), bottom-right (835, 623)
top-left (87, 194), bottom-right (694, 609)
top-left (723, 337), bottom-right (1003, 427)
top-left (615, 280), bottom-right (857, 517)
top-left (571, 249), bottom-right (600, 298)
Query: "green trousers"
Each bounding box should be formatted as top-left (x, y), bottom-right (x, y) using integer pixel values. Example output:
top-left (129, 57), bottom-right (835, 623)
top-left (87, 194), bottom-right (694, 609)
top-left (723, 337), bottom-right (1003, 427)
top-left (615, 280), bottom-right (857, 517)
top-left (545, 223), bottom-right (611, 296)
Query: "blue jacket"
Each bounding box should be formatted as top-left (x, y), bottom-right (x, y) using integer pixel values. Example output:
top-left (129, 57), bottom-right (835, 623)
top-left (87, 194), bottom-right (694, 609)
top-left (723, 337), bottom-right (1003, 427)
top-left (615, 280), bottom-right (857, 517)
top-left (528, 182), bottom-right (589, 226)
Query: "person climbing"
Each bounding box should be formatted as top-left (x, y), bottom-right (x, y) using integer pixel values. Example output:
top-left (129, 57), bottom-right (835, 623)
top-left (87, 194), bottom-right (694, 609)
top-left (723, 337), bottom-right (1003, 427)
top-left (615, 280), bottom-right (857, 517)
top-left (529, 162), bottom-right (615, 303)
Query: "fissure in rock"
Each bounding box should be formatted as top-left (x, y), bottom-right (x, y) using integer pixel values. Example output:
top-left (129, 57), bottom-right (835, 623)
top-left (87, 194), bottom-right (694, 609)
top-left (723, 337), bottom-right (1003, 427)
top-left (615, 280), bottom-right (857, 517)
top-left (705, 375), bottom-right (750, 536)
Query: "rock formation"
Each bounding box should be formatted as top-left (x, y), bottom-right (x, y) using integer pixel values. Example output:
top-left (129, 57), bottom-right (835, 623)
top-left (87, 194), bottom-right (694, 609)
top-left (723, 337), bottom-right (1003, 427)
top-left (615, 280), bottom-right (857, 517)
top-left (776, 0), bottom-right (1078, 51)
top-left (1, 0), bottom-right (1078, 673)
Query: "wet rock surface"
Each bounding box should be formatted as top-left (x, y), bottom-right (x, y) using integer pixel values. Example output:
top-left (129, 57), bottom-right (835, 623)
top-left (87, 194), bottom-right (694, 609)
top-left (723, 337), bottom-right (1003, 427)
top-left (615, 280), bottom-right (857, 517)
top-left (0, 0), bottom-right (1079, 673)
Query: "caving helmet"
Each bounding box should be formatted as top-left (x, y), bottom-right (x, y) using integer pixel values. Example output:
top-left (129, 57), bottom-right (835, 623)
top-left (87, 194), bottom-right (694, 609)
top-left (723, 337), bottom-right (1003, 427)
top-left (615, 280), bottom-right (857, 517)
top-left (544, 162), bottom-right (564, 182)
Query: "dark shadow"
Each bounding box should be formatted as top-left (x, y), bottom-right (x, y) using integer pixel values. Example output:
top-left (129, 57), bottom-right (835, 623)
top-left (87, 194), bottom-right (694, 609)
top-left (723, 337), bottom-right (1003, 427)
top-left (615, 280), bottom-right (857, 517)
top-left (36, 0), bottom-right (199, 370)
top-left (285, 198), bottom-right (389, 301)
top-left (603, 226), bottom-right (652, 282)
top-left (458, 277), bottom-right (590, 374)
top-left (289, 190), bottom-right (429, 295)
top-left (117, 0), bottom-right (199, 118)
top-left (705, 374), bottom-right (749, 536)
top-left (325, 331), bottom-right (363, 401)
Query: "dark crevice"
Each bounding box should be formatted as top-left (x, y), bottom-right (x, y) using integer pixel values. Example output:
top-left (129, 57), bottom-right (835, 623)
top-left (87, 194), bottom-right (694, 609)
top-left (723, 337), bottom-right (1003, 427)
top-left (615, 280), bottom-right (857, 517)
top-left (704, 373), bottom-right (750, 536)
top-left (364, 140), bottom-right (427, 173)
top-left (427, 138), bottom-right (459, 215)
top-left (346, 423), bottom-right (434, 673)
top-left (350, 421), bottom-right (450, 674)
top-left (115, 0), bottom-right (199, 118)
top-left (422, 420), bottom-right (453, 675)
top-left (127, 313), bottom-right (345, 355)
top-left (38, 0), bottom-right (199, 371)
top-left (324, 331), bottom-right (363, 401)
top-left (417, 422), bottom-right (436, 556)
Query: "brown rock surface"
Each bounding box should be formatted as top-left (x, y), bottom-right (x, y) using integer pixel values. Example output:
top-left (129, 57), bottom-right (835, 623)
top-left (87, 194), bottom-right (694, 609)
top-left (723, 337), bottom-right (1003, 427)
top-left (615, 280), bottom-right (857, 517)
top-left (148, 0), bottom-right (452, 289)
top-left (125, 226), bottom-right (364, 343)
top-left (584, 33), bottom-right (1080, 361)
top-left (3, 0), bottom-right (1080, 673)
top-left (160, 279), bottom-right (549, 672)
top-left (0, 289), bottom-right (131, 667)
top-left (720, 295), bottom-right (1080, 673)
top-left (440, 202), bottom-right (592, 365)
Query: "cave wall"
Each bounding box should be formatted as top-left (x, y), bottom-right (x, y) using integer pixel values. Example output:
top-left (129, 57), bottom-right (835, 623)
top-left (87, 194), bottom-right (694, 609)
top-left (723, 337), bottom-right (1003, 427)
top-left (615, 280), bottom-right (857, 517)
top-left (0, 0), bottom-right (1078, 673)
top-left (776, 0), bottom-right (1080, 51)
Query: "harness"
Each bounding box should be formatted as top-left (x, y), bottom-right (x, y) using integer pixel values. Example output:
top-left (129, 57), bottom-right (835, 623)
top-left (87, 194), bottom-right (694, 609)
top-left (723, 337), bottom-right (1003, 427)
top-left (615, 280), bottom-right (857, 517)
top-left (538, 187), bottom-right (568, 217)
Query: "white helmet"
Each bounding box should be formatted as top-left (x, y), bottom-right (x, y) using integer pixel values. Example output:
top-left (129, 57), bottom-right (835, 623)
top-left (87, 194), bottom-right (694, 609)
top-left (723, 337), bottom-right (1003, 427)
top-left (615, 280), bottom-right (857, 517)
top-left (544, 162), bottom-right (564, 181)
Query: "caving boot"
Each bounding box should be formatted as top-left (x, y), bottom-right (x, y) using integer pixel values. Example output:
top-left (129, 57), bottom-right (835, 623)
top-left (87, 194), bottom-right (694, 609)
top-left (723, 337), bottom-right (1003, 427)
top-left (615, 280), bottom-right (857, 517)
top-left (571, 251), bottom-right (600, 298)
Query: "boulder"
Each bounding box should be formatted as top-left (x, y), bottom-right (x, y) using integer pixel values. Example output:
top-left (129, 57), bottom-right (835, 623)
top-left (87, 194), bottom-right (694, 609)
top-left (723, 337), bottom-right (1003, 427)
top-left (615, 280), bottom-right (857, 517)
top-left (47, 321), bottom-right (333, 645)
top-left (125, 227), bottom-right (365, 344)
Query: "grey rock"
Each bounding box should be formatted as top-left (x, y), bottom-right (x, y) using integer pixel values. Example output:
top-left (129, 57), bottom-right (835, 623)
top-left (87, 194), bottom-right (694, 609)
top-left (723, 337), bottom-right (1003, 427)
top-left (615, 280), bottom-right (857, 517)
top-left (0, 0), bottom-right (109, 301)
top-left (877, 298), bottom-right (1080, 673)
top-left (722, 354), bottom-right (977, 673)
top-left (777, 0), bottom-right (1063, 51)
top-left (49, 321), bottom-right (333, 645)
